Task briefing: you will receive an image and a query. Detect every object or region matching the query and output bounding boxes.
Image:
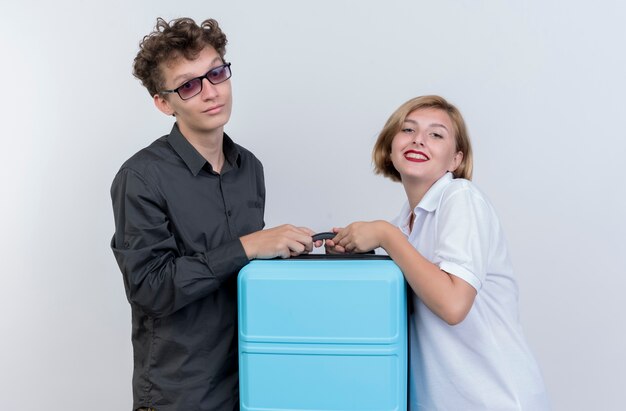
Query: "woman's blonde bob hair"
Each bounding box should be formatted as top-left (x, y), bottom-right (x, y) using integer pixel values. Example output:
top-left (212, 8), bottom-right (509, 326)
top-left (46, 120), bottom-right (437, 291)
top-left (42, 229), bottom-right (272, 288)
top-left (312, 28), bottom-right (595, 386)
top-left (372, 95), bottom-right (473, 182)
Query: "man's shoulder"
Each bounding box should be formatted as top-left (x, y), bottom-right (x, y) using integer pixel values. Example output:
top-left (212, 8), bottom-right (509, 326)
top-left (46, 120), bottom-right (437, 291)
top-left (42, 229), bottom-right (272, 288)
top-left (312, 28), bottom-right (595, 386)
top-left (111, 136), bottom-right (177, 194)
top-left (229, 139), bottom-right (263, 170)
top-left (236, 143), bottom-right (260, 161)
top-left (117, 135), bottom-right (171, 174)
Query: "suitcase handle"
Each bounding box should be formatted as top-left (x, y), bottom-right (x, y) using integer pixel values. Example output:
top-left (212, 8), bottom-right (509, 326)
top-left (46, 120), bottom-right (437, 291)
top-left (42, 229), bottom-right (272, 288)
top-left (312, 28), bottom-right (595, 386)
top-left (312, 232), bottom-right (336, 242)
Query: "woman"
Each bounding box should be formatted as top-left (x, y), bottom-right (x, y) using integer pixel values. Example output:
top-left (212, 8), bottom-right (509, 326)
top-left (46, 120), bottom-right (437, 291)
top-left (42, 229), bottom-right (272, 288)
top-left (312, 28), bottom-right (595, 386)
top-left (327, 95), bottom-right (550, 410)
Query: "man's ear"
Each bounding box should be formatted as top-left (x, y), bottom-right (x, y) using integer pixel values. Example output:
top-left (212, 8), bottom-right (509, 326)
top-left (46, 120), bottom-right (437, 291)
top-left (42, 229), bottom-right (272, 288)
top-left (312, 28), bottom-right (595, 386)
top-left (154, 94), bottom-right (175, 116)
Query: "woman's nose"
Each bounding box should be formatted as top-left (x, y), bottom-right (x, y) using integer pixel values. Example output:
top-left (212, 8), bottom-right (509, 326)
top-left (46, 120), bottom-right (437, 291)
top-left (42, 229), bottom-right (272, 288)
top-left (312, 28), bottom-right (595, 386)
top-left (412, 132), bottom-right (425, 146)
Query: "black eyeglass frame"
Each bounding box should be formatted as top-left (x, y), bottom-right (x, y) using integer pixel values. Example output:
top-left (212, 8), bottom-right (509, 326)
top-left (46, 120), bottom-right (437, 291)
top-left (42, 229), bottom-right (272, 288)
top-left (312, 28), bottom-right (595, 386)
top-left (159, 62), bottom-right (232, 100)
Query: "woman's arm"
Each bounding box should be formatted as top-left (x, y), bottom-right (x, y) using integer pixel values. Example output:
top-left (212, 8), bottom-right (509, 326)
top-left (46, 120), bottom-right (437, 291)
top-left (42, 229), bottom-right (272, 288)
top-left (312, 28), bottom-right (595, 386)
top-left (331, 221), bottom-right (476, 325)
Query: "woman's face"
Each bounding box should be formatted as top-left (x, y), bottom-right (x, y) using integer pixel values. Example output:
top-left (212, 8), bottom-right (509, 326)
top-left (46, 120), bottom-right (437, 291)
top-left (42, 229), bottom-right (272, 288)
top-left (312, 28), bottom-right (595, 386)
top-left (390, 107), bottom-right (462, 185)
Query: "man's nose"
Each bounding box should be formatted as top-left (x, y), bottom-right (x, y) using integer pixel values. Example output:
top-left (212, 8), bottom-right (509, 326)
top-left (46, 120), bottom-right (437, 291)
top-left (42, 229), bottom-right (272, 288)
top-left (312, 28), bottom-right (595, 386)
top-left (200, 77), bottom-right (218, 99)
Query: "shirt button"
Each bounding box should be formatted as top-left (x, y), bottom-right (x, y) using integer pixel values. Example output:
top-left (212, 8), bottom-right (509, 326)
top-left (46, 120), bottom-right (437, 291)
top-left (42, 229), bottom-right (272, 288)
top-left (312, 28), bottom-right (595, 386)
top-left (227, 210), bottom-right (232, 216)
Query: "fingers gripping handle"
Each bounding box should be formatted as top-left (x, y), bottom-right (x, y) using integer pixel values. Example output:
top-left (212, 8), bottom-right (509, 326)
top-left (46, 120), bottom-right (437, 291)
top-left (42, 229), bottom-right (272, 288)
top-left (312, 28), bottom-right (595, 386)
top-left (311, 231), bottom-right (375, 255)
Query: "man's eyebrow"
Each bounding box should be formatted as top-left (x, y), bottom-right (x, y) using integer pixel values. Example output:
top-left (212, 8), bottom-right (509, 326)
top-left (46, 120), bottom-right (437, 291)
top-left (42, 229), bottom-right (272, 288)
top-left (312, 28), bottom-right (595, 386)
top-left (171, 57), bottom-right (223, 85)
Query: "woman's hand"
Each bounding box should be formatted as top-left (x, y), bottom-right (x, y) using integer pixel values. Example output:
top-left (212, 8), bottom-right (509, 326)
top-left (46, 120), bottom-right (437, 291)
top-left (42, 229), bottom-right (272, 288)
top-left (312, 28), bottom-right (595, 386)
top-left (323, 227), bottom-right (346, 254)
top-left (326, 221), bottom-right (391, 254)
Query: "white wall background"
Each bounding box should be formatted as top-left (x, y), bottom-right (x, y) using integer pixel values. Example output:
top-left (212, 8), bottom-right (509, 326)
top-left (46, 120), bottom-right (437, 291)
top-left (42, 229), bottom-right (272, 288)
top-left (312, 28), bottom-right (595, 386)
top-left (1, 0), bottom-right (625, 410)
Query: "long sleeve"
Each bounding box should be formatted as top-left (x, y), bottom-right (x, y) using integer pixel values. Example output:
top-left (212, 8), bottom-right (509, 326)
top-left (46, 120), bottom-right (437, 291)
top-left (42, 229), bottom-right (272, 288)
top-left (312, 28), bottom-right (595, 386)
top-left (110, 167), bottom-right (249, 318)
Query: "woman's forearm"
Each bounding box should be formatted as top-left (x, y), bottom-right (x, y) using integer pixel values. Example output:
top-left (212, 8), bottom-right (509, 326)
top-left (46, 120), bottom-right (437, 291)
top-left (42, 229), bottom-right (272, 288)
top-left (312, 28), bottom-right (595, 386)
top-left (378, 222), bottom-right (477, 325)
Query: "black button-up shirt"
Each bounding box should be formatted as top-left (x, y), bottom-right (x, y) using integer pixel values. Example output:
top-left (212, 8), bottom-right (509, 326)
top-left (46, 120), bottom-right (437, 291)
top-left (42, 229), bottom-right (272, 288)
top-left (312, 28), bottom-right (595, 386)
top-left (110, 123), bottom-right (265, 410)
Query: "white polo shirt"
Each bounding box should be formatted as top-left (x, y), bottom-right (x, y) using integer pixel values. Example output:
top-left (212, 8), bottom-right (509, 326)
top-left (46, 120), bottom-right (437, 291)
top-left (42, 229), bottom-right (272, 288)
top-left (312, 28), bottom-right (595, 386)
top-left (391, 173), bottom-right (550, 411)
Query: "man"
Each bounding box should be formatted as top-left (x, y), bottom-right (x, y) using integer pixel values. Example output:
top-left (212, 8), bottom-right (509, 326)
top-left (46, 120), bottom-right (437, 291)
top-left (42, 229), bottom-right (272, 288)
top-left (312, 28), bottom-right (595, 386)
top-left (110, 17), bottom-right (316, 411)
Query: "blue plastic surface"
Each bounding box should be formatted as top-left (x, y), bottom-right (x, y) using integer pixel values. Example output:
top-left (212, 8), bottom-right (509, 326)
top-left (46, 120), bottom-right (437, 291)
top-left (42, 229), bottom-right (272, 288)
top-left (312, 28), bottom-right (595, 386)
top-left (238, 259), bottom-right (407, 411)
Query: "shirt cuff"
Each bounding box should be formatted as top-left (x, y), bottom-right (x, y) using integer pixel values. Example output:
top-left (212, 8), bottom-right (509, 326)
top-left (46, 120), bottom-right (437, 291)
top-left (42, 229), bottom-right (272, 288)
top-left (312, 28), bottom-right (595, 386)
top-left (439, 260), bottom-right (482, 291)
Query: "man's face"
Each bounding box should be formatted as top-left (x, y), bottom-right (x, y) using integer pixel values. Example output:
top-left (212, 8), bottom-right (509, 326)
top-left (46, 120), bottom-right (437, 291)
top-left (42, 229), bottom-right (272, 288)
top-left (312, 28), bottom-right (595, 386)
top-left (154, 46), bottom-right (232, 139)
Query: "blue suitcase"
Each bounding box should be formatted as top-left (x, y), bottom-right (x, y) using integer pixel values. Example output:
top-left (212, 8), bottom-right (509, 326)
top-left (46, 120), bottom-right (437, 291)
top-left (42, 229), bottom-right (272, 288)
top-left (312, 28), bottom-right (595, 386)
top-left (238, 254), bottom-right (407, 411)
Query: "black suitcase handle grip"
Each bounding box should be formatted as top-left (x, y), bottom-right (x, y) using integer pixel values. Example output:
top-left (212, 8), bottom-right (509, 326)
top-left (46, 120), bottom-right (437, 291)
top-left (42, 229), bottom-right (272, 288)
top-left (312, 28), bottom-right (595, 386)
top-left (312, 232), bottom-right (336, 242)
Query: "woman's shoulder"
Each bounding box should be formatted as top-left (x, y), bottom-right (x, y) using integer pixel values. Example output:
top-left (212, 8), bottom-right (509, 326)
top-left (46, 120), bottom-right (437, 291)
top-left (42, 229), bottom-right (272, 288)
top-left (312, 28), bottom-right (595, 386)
top-left (440, 177), bottom-right (491, 207)
top-left (443, 177), bottom-right (479, 195)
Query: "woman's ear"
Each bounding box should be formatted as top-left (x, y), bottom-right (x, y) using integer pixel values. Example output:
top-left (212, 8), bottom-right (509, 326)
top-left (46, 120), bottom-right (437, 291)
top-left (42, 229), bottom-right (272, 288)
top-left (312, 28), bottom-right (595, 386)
top-left (153, 94), bottom-right (176, 117)
top-left (449, 151), bottom-right (463, 172)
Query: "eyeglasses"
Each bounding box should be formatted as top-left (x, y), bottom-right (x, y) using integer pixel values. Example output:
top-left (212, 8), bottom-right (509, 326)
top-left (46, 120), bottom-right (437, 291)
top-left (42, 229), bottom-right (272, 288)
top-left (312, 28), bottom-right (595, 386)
top-left (160, 62), bottom-right (232, 100)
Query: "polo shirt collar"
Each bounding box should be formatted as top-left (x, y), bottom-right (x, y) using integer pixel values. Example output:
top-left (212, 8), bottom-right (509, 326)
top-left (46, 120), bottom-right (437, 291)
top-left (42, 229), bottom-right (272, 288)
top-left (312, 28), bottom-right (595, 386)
top-left (167, 123), bottom-right (241, 176)
top-left (396, 172), bottom-right (455, 235)
top-left (414, 172), bottom-right (454, 213)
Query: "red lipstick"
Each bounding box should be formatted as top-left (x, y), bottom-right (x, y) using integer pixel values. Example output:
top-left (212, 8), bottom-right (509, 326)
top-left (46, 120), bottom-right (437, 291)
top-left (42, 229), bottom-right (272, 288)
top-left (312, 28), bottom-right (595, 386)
top-left (404, 150), bottom-right (429, 162)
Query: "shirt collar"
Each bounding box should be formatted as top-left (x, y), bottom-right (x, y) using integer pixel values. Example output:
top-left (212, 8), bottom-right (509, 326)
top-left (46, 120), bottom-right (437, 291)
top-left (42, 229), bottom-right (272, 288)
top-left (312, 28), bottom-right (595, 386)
top-left (395, 172), bottom-right (455, 235)
top-left (167, 123), bottom-right (241, 176)
top-left (394, 202), bottom-right (413, 235)
top-left (415, 172), bottom-right (454, 213)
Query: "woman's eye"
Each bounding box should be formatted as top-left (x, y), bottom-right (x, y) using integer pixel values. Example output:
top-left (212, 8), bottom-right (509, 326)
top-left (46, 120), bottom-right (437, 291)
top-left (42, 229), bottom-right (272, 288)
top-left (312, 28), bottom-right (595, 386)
top-left (402, 128), bottom-right (414, 133)
top-left (431, 133), bottom-right (443, 138)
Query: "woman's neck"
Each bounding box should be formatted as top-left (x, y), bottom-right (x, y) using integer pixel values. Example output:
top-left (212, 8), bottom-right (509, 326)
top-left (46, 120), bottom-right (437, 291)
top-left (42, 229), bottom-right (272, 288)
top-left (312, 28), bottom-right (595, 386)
top-left (402, 177), bottom-right (433, 211)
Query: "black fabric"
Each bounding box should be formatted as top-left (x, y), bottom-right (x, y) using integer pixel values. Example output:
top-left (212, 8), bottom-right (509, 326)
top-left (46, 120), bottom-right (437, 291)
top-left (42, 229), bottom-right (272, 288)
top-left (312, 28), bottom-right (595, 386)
top-left (110, 123), bottom-right (265, 411)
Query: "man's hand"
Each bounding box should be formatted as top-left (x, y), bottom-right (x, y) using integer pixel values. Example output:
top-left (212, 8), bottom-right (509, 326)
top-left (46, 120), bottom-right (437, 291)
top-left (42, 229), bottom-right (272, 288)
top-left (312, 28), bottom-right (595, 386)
top-left (240, 225), bottom-right (320, 259)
